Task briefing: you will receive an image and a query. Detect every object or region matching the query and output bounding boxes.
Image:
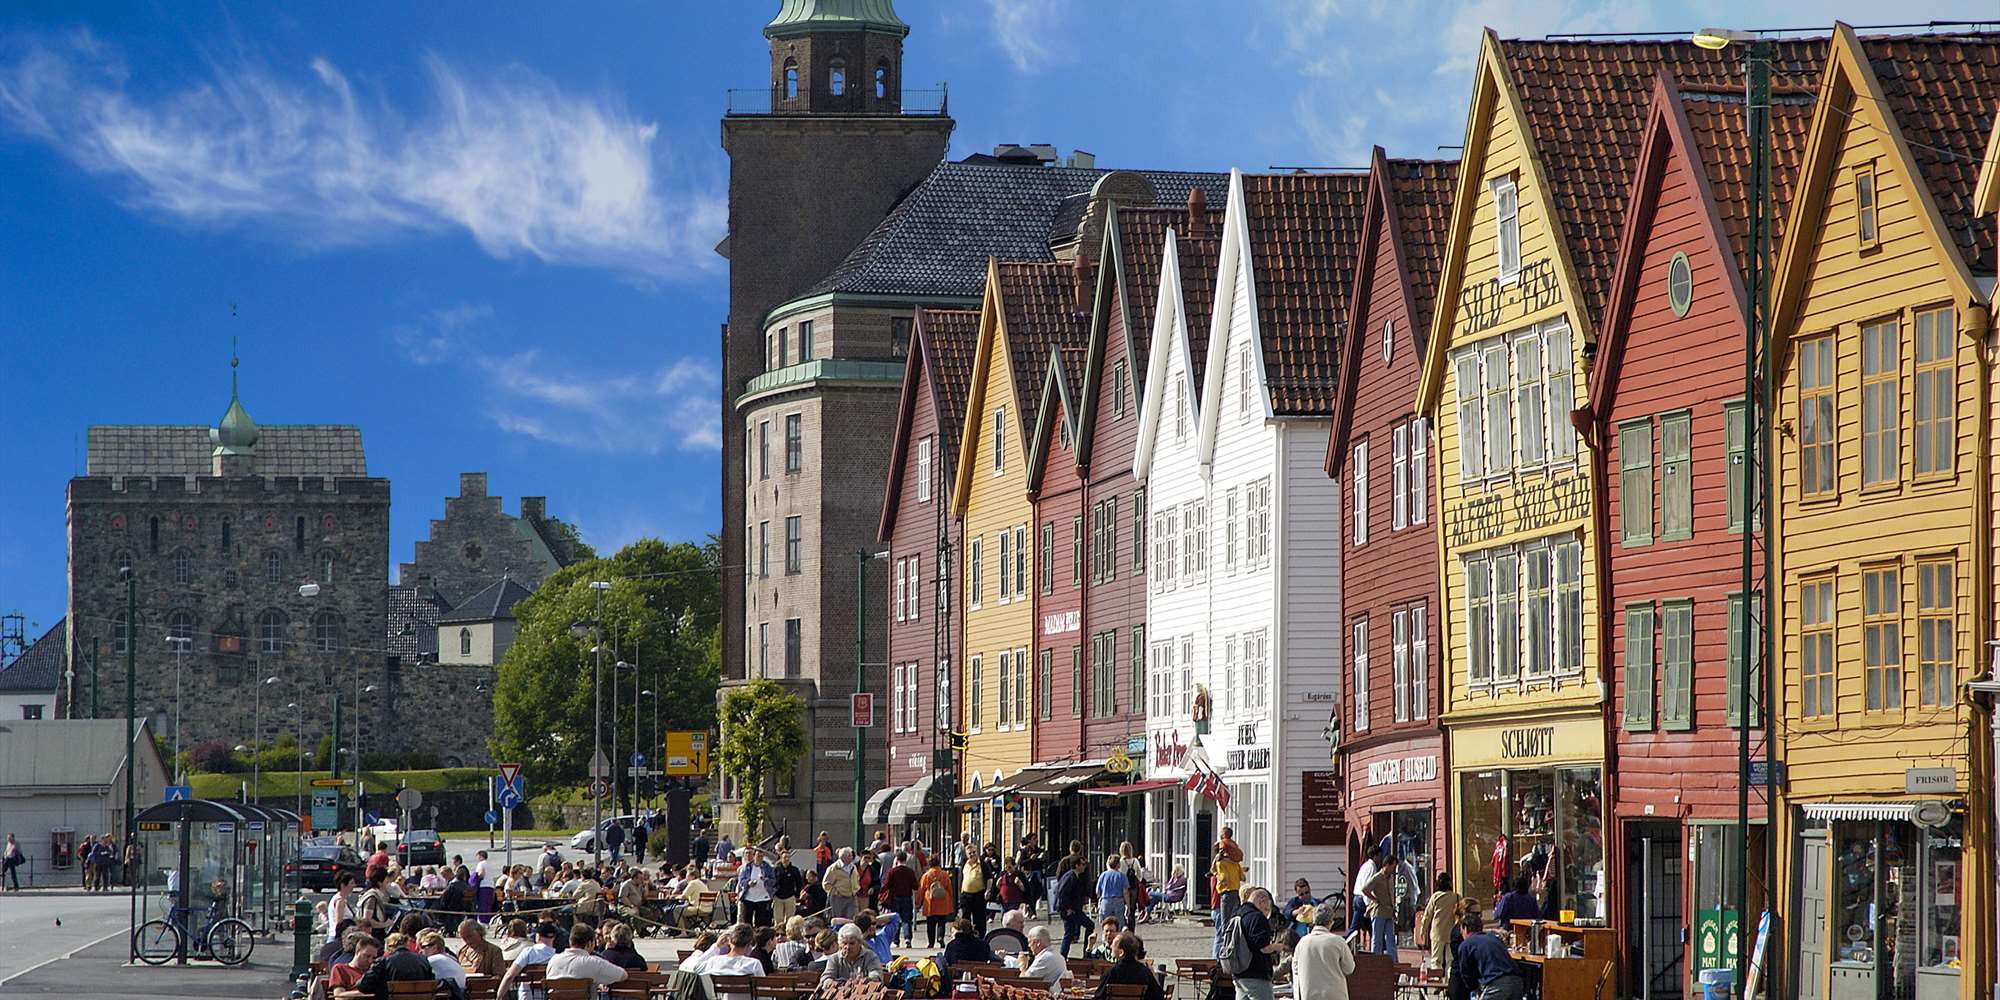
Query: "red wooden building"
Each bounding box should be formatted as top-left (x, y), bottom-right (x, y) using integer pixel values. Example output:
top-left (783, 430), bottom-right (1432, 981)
top-left (1585, 74), bottom-right (1814, 997)
top-left (1326, 150), bottom-right (1456, 941)
top-left (879, 306), bottom-right (979, 844)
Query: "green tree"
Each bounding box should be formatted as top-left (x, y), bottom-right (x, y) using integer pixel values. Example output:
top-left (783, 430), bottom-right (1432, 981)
top-left (490, 539), bottom-right (720, 788)
top-left (716, 680), bottom-right (806, 843)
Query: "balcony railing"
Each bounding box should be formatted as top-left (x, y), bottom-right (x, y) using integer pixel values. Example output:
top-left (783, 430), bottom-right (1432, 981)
top-left (738, 359), bottom-right (905, 404)
top-left (724, 85), bottom-right (948, 117)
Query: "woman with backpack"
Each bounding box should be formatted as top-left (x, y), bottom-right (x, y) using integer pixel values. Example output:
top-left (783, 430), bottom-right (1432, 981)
top-left (918, 858), bottom-right (956, 947)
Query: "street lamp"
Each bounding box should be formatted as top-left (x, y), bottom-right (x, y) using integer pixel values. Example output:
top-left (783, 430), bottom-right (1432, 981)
top-left (855, 549), bottom-right (889, 850)
top-left (570, 580), bottom-right (613, 859)
top-left (638, 688), bottom-right (654, 811)
top-left (251, 676), bottom-right (279, 803)
top-left (285, 702), bottom-right (304, 818)
top-left (164, 636), bottom-right (192, 783)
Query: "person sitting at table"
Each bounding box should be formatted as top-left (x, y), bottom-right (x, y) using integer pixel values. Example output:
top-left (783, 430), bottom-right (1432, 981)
top-left (845, 909), bottom-right (902, 963)
top-left (328, 934), bottom-right (379, 994)
top-left (457, 918), bottom-right (508, 978)
top-left (418, 929), bottom-right (468, 991)
top-left (817, 924), bottom-right (885, 983)
top-left (1292, 905), bottom-right (1356, 1000)
top-left (347, 932), bottom-right (436, 999)
top-left (1493, 876), bottom-right (1539, 928)
top-left (749, 925), bottom-right (779, 973)
top-left (799, 867), bottom-right (829, 917)
top-left (1085, 915), bottom-right (1122, 962)
top-left (1281, 879), bottom-right (1320, 945)
top-left (439, 866), bottom-right (470, 920)
top-left (1017, 925), bottom-right (1068, 990)
top-left (494, 922), bottom-right (560, 1000)
top-left (318, 921), bottom-right (360, 966)
top-left (770, 916), bottom-right (809, 970)
top-left (679, 930), bottom-right (720, 974)
top-left (805, 928), bottom-right (837, 969)
top-left (676, 865), bottom-right (716, 931)
top-left (1453, 912), bottom-right (1524, 1000)
top-left (703, 923), bottom-right (768, 994)
top-left (939, 917), bottom-right (994, 974)
top-left (395, 912), bottom-right (431, 944)
top-left (546, 921), bottom-right (630, 993)
top-left (595, 920), bottom-right (648, 970)
top-left (496, 918), bottom-right (531, 960)
top-left (421, 866), bottom-right (447, 894)
top-left (1089, 931), bottom-right (1165, 1000)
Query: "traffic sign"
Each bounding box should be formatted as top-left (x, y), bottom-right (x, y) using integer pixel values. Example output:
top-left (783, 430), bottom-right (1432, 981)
top-left (484, 809), bottom-right (499, 827)
top-left (662, 731), bottom-right (709, 777)
top-left (497, 762), bottom-right (522, 787)
top-left (850, 692), bottom-right (875, 728)
top-left (397, 788), bottom-right (423, 811)
top-left (164, 785), bottom-right (191, 802)
top-left (629, 752), bottom-right (646, 768)
top-left (588, 778), bottom-right (611, 799)
top-left (493, 774), bottom-right (524, 810)
top-left (310, 777), bottom-right (355, 788)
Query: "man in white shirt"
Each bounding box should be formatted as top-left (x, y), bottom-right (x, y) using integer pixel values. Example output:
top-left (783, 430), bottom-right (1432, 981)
top-left (1017, 926), bottom-right (1068, 992)
top-left (1293, 906), bottom-right (1357, 1000)
top-left (495, 922), bottom-right (560, 1000)
top-left (545, 923), bottom-right (630, 992)
top-left (1349, 849), bottom-right (1380, 937)
top-left (703, 924), bottom-right (766, 1000)
top-left (418, 929), bottom-right (469, 990)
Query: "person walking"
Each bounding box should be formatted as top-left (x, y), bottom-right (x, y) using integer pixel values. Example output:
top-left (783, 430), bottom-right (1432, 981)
top-left (1055, 856), bottom-right (1094, 958)
top-left (738, 845), bottom-right (777, 926)
top-left (1211, 827), bottom-right (1245, 960)
top-left (956, 844), bottom-right (992, 936)
top-left (1417, 872), bottom-right (1462, 975)
top-left (881, 850), bottom-right (918, 945)
top-left (77, 835), bottom-right (95, 891)
top-left (326, 872), bottom-right (357, 945)
top-left (918, 858), bottom-right (956, 947)
top-left (1362, 850), bottom-right (1399, 957)
top-left (1232, 887), bottom-right (1285, 1000)
top-left (603, 819), bottom-right (625, 864)
top-left (1096, 855), bottom-right (1130, 925)
top-left (772, 849), bottom-right (803, 927)
top-left (823, 847), bottom-right (861, 920)
top-left (1292, 904), bottom-right (1357, 1000)
top-left (2, 833), bottom-right (23, 891)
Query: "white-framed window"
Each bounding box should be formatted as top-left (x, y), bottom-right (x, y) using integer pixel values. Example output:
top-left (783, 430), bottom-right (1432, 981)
top-left (1187, 501), bottom-right (1208, 582)
top-left (1463, 534), bottom-right (1586, 690)
top-left (1353, 439), bottom-right (1369, 546)
top-left (1392, 608), bottom-right (1409, 723)
top-left (1246, 478), bottom-right (1272, 567)
top-left (892, 661), bottom-right (906, 733)
top-left (1225, 488), bottom-right (1240, 573)
top-left (997, 650), bottom-right (1013, 731)
top-left (1352, 617), bottom-right (1370, 732)
top-left (1382, 319), bottom-right (1394, 364)
top-left (997, 530), bottom-right (1012, 601)
top-left (1410, 602), bottom-right (1429, 719)
top-left (906, 662), bottom-right (920, 731)
top-left (1162, 507), bottom-right (1180, 592)
top-left (1514, 331), bottom-right (1546, 467)
top-left (937, 658), bottom-right (951, 732)
top-left (1483, 341), bottom-right (1512, 477)
top-left (1410, 416), bottom-right (1430, 524)
top-left (907, 556), bottom-right (921, 620)
top-left (894, 559), bottom-right (906, 622)
top-left (969, 655), bottom-right (984, 731)
top-left (1455, 352), bottom-right (1484, 481)
top-left (1247, 629), bottom-right (1268, 711)
top-left (1178, 635), bottom-right (1194, 715)
top-left (1392, 424), bottom-right (1409, 531)
top-left (1175, 380), bottom-right (1188, 443)
top-left (1014, 525), bottom-right (1027, 597)
top-left (992, 407), bottom-right (1006, 473)
top-left (1222, 634), bottom-right (1238, 714)
top-left (916, 436), bottom-right (933, 503)
top-left (1545, 322), bottom-right (1575, 459)
top-left (1466, 555), bottom-right (1493, 685)
top-left (968, 537), bottom-right (984, 609)
top-left (1492, 174), bottom-right (1520, 284)
top-left (1239, 346), bottom-right (1253, 417)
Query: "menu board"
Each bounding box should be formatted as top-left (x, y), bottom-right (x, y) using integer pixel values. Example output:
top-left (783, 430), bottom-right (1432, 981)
top-left (1300, 771), bottom-right (1343, 846)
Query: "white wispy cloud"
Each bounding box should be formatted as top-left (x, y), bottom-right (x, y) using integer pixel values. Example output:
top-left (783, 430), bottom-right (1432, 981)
top-left (986, 0), bottom-right (1066, 73)
top-left (0, 32), bottom-right (723, 279)
top-left (389, 304), bottom-right (719, 454)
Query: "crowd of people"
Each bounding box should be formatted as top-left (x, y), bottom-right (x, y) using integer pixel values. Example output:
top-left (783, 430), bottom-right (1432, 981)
top-left (0, 830), bottom-right (139, 892)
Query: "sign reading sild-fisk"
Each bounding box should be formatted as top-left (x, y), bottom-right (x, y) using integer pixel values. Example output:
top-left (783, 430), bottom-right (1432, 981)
top-left (1458, 256), bottom-right (1563, 335)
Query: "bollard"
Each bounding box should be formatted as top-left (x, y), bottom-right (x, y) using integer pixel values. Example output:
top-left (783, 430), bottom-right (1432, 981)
top-left (291, 895), bottom-right (312, 982)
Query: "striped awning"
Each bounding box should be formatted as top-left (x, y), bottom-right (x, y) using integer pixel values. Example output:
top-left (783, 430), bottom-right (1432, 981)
top-left (1800, 801), bottom-right (1933, 822)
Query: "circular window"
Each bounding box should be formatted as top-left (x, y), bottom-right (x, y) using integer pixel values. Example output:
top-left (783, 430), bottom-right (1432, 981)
top-left (1667, 252), bottom-right (1694, 317)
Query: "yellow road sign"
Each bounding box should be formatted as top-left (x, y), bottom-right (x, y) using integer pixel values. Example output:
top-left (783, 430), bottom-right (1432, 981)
top-left (662, 731), bottom-right (710, 778)
top-left (309, 777), bottom-right (356, 788)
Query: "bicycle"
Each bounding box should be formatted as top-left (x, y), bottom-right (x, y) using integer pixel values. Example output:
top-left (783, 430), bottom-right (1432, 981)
top-left (133, 898), bottom-right (255, 966)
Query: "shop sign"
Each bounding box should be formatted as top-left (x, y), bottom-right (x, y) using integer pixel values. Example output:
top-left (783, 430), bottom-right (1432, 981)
top-left (1237, 723), bottom-right (1258, 746)
top-left (1153, 730), bottom-right (1191, 769)
top-left (1226, 748), bottom-right (1271, 771)
top-left (1905, 767), bottom-right (1956, 794)
top-left (1300, 771), bottom-right (1342, 847)
top-left (1452, 714), bottom-right (1602, 768)
top-left (1502, 726), bottom-right (1556, 760)
top-left (1042, 611), bottom-right (1079, 636)
top-left (1446, 473), bottom-right (1590, 548)
top-left (1366, 755), bottom-right (1439, 787)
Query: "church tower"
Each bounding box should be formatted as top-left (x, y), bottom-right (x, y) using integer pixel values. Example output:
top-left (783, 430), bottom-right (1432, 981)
top-left (719, 1), bottom-right (952, 752)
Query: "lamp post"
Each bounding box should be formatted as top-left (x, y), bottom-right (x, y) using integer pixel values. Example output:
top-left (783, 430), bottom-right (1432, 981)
top-left (855, 549), bottom-right (889, 851)
top-left (1694, 27), bottom-right (1774, 1000)
top-left (121, 564), bottom-right (136, 849)
top-left (252, 676), bottom-right (279, 803)
top-left (286, 701), bottom-right (304, 819)
top-left (639, 689), bottom-right (656, 810)
top-left (570, 580), bottom-right (613, 859)
top-left (164, 636), bottom-right (192, 784)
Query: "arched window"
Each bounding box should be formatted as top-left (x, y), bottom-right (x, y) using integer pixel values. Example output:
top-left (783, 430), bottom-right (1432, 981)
top-left (313, 612), bottom-right (341, 653)
top-left (318, 549), bottom-right (337, 583)
top-left (258, 609), bottom-right (287, 654)
top-left (875, 60), bottom-right (890, 99)
top-left (784, 58), bottom-right (799, 100)
top-left (149, 516), bottom-right (161, 553)
top-left (220, 517), bottom-right (232, 554)
top-left (167, 611), bottom-right (195, 643)
top-left (459, 628), bottom-right (473, 656)
top-left (295, 516), bottom-right (306, 552)
top-left (173, 550), bottom-right (193, 586)
top-left (829, 59), bottom-right (846, 96)
top-left (265, 551), bottom-right (283, 585)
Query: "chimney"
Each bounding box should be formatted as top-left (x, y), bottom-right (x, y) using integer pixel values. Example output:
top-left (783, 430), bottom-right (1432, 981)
top-left (1073, 255), bottom-right (1090, 312)
top-left (520, 496), bottom-right (547, 522)
top-left (459, 472), bottom-right (488, 497)
top-left (1187, 187), bottom-right (1207, 236)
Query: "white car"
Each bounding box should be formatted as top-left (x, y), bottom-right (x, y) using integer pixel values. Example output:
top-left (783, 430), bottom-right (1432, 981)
top-left (366, 817), bottom-right (399, 844)
top-left (570, 815), bottom-right (641, 851)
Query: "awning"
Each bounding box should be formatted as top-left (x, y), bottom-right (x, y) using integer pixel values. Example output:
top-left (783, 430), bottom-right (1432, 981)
top-left (1079, 778), bottom-right (1185, 797)
top-left (862, 785), bottom-right (903, 825)
top-left (887, 774), bottom-right (938, 825)
top-left (1015, 762), bottom-right (1110, 797)
top-left (1800, 801), bottom-right (1945, 822)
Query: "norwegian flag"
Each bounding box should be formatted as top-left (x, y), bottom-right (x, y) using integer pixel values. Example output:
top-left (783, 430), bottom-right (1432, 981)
top-left (1199, 770), bottom-right (1221, 801)
top-left (1213, 777), bottom-right (1232, 811)
top-left (1183, 769), bottom-right (1204, 793)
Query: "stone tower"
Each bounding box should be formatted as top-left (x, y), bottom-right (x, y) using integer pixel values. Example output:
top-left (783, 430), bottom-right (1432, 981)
top-left (719, 1), bottom-right (953, 744)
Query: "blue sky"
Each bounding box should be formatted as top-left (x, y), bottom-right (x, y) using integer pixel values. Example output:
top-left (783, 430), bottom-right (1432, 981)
top-left (1, 1), bottom-right (1988, 636)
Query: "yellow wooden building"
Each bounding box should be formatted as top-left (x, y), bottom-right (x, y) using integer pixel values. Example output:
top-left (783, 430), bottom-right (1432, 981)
top-left (953, 259), bottom-right (1077, 848)
top-left (1768, 25), bottom-right (1995, 1000)
top-left (1415, 30), bottom-right (1609, 921)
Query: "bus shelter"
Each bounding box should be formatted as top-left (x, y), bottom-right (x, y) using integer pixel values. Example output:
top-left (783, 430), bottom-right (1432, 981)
top-left (131, 799), bottom-right (254, 964)
top-left (229, 802), bottom-right (302, 932)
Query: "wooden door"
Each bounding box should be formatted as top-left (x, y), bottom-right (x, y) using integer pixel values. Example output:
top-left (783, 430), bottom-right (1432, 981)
top-left (1798, 832), bottom-right (1829, 1000)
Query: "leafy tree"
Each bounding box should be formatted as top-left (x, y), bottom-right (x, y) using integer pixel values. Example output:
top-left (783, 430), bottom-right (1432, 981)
top-left (491, 539), bottom-right (721, 788)
top-left (716, 680), bottom-right (806, 842)
top-left (187, 739), bottom-right (239, 774)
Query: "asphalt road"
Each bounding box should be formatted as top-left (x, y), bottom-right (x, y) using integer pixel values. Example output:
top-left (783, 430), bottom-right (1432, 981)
top-left (0, 889), bottom-right (134, 986)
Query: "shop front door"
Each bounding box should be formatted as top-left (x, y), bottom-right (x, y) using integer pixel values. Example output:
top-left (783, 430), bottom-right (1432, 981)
top-left (1798, 832), bottom-right (1828, 1000)
top-left (1627, 821), bottom-right (1684, 1000)
top-left (1194, 809), bottom-right (1214, 907)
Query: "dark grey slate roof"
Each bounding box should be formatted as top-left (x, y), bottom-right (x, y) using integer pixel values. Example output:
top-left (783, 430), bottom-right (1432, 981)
top-left (801, 160), bottom-right (1228, 300)
top-left (0, 618), bottom-right (63, 694)
top-left (386, 586), bottom-right (452, 661)
top-left (86, 425), bottom-right (367, 477)
top-left (438, 577), bottom-right (535, 624)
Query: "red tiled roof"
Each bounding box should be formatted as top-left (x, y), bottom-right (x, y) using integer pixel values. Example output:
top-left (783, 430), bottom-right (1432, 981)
top-left (996, 261), bottom-right (1096, 424)
top-left (1114, 204), bottom-right (1226, 390)
top-left (1498, 37), bottom-right (1829, 324)
top-left (1679, 88), bottom-right (1817, 277)
top-left (1239, 172), bottom-right (1371, 415)
top-left (1177, 223), bottom-right (1226, 396)
top-left (923, 309), bottom-right (981, 464)
top-left (1057, 346), bottom-right (1088, 409)
top-left (1386, 159), bottom-right (1459, 348)
top-left (1859, 33), bottom-right (2000, 276)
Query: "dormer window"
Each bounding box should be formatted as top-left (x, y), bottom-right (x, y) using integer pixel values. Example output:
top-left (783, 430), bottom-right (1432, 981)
top-left (829, 59), bottom-right (846, 96)
top-left (784, 59), bottom-right (799, 100)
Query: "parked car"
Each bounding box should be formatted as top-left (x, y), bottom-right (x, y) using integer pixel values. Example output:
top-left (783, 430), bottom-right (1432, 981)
top-left (289, 843), bottom-right (365, 892)
top-left (396, 829), bottom-right (446, 867)
top-left (569, 815), bottom-right (641, 852)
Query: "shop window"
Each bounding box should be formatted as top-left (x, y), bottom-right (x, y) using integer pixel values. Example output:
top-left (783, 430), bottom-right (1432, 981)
top-left (1914, 306), bottom-right (1955, 477)
top-left (1917, 559), bottom-right (1954, 708)
top-left (1861, 317), bottom-right (1900, 487)
top-left (1863, 566), bottom-right (1902, 711)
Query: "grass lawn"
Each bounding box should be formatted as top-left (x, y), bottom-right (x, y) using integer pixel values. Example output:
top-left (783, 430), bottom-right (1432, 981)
top-left (188, 767), bottom-right (495, 799)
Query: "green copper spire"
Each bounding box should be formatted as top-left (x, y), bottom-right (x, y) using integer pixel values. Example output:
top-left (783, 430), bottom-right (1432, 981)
top-left (764, 0), bottom-right (908, 38)
top-left (212, 339), bottom-right (259, 455)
